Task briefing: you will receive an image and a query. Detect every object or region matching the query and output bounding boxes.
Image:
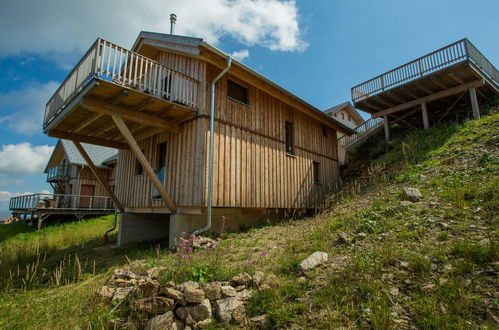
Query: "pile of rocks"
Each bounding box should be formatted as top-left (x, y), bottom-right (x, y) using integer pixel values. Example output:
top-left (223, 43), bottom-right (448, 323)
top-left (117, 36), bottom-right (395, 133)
top-left (176, 236), bottom-right (219, 251)
top-left (94, 269), bottom-right (276, 329)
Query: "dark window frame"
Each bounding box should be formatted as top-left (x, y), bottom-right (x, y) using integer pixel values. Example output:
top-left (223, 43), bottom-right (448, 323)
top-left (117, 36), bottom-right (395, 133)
top-left (135, 149), bottom-right (145, 175)
top-left (285, 121), bottom-right (294, 155)
top-left (313, 161), bottom-right (320, 184)
top-left (322, 124), bottom-right (328, 137)
top-left (227, 80), bottom-right (249, 105)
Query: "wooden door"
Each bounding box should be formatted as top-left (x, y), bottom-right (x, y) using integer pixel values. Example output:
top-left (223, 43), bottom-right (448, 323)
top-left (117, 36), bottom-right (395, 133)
top-left (80, 184), bottom-right (95, 208)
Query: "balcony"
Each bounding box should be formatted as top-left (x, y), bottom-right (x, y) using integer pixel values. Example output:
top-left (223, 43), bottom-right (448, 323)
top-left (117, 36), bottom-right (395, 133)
top-left (46, 165), bottom-right (70, 182)
top-left (9, 193), bottom-right (114, 212)
top-left (352, 39), bottom-right (498, 115)
top-left (43, 39), bottom-right (200, 149)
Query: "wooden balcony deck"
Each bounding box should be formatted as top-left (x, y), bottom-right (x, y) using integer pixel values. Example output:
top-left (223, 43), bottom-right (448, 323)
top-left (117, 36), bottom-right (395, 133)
top-left (9, 193), bottom-right (114, 213)
top-left (43, 39), bottom-right (200, 149)
top-left (352, 39), bottom-right (498, 120)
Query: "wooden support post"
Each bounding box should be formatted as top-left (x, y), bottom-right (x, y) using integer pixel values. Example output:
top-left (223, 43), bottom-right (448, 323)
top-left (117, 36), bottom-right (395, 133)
top-left (469, 87), bottom-right (480, 120)
top-left (383, 115), bottom-right (390, 141)
top-left (72, 141), bottom-right (125, 212)
top-left (111, 115), bottom-right (177, 213)
top-left (421, 102), bottom-right (430, 130)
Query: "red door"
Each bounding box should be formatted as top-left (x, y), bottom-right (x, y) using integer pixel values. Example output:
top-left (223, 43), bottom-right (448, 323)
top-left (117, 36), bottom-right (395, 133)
top-left (80, 185), bottom-right (95, 208)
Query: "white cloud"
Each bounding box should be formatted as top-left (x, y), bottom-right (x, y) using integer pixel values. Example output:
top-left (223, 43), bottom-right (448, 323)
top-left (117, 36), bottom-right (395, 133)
top-left (0, 0), bottom-right (307, 60)
top-left (231, 49), bottom-right (250, 61)
top-left (0, 81), bottom-right (59, 134)
top-left (0, 191), bottom-right (32, 204)
top-left (0, 142), bottom-right (54, 176)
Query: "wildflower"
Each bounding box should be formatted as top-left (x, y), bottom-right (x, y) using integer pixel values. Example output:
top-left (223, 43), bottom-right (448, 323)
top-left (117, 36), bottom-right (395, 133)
top-left (260, 251), bottom-right (269, 256)
top-left (181, 231), bottom-right (187, 237)
top-left (244, 260), bottom-right (253, 265)
top-left (187, 247), bottom-right (193, 253)
top-left (182, 254), bottom-right (189, 259)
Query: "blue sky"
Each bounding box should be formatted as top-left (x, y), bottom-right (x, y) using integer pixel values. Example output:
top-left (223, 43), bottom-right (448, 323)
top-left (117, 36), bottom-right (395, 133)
top-left (0, 0), bottom-right (498, 210)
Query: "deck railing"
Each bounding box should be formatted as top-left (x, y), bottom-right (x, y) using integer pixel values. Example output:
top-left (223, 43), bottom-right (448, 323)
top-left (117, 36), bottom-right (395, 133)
top-left (46, 165), bottom-right (70, 181)
top-left (9, 193), bottom-right (114, 211)
top-left (44, 38), bottom-right (200, 127)
top-left (338, 117), bottom-right (384, 149)
top-left (351, 39), bottom-right (498, 103)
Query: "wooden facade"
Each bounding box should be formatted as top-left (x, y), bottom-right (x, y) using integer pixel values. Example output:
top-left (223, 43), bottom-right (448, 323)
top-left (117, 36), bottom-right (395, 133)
top-left (43, 32), bottom-right (353, 218)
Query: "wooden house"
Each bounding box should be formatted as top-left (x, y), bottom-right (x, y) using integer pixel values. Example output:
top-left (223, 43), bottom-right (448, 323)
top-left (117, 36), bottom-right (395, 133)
top-left (324, 102), bottom-right (364, 138)
top-left (42, 32), bottom-right (353, 246)
top-left (44, 139), bottom-right (118, 200)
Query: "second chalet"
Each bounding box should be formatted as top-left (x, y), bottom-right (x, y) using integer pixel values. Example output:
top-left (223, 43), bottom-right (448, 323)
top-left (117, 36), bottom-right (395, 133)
top-left (42, 31), bottom-right (354, 246)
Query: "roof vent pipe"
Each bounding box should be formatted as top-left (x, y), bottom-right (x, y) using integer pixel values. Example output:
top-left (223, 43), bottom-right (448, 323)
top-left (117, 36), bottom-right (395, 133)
top-left (170, 13), bottom-right (177, 34)
top-left (192, 55), bottom-right (232, 237)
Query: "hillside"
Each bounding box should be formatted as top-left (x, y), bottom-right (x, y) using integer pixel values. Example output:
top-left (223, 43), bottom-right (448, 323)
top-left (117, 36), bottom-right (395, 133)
top-left (0, 113), bottom-right (497, 329)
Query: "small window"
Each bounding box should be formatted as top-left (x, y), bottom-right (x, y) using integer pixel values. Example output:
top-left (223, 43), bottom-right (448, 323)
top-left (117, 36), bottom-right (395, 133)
top-left (227, 80), bottom-right (248, 104)
top-left (135, 149), bottom-right (145, 175)
top-left (322, 125), bottom-right (327, 137)
top-left (341, 113), bottom-right (345, 120)
top-left (313, 161), bottom-right (320, 184)
top-left (348, 115), bottom-right (351, 121)
top-left (285, 121), bottom-right (294, 155)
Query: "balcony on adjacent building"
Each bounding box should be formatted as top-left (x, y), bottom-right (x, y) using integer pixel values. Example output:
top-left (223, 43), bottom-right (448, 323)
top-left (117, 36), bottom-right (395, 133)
top-left (46, 165), bottom-right (70, 182)
top-left (43, 38), bottom-right (200, 149)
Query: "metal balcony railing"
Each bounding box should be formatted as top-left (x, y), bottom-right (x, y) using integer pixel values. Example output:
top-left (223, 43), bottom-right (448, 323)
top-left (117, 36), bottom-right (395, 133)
top-left (351, 39), bottom-right (499, 103)
top-left (9, 193), bottom-right (114, 211)
top-left (46, 165), bottom-right (70, 181)
top-left (44, 38), bottom-right (201, 127)
top-left (338, 117), bottom-right (384, 149)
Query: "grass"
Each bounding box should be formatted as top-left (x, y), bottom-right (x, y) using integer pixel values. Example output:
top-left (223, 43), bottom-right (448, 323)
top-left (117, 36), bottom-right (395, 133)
top-left (0, 113), bottom-right (498, 329)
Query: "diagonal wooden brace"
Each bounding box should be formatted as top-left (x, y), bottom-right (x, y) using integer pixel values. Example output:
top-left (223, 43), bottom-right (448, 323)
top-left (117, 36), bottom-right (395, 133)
top-left (111, 115), bottom-right (177, 213)
top-left (72, 141), bottom-right (124, 212)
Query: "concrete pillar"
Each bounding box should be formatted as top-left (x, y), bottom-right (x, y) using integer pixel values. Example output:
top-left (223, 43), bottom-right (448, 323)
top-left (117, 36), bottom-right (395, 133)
top-left (117, 212), bottom-right (170, 246)
top-left (421, 102), bottom-right (430, 130)
top-left (383, 115), bottom-right (390, 141)
top-left (469, 87), bottom-right (480, 119)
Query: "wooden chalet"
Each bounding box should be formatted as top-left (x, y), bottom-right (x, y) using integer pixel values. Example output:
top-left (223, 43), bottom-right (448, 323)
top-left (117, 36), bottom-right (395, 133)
top-left (9, 140), bottom-right (117, 228)
top-left (324, 101), bottom-right (364, 138)
top-left (41, 31), bottom-right (353, 245)
top-left (351, 39), bottom-right (498, 141)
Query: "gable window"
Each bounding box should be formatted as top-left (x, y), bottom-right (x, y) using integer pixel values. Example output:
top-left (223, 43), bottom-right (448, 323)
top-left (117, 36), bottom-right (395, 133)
top-left (341, 113), bottom-right (345, 120)
top-left (313, 161), bottom-right (320, 184)
top-left (348, 115), bottom-right (351, 121)
top-left (227, 80), bottom-right (248, 104)
top-left (285, 121), bottom-right (294, 155)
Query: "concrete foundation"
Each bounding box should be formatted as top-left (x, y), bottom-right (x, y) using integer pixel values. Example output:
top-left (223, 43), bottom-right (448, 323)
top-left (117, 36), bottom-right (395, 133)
top-left (118, 212), bottom-right (170, 245)
top-left (117, 208), bottom-right (294, 248)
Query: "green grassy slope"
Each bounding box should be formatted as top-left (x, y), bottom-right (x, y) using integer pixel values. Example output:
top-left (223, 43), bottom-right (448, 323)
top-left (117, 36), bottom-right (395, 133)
top-left (0, 114), bottom-right (497, 329)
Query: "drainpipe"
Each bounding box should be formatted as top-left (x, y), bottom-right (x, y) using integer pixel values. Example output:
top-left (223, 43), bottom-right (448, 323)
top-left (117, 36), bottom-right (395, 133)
top-left (192, 56), bottom-right (232, 237)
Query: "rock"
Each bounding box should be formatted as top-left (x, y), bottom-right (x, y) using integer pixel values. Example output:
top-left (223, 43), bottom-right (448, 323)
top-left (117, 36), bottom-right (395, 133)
top-left (221, 285), bottom-right (237, 297)
top-left (194, 318), bottom-right (212, 329)
top-left (382, 273), bottom-right (394, 281)
top-left (137, 280), bottom-right (160, 298)
top-left (234, 285), bottom-right (246, 291)
top-left (297, 276), bottom-right (307, 284)
top-left (146, 311), bottom-right (176, 330)
top-left (389, 287), bottom-right (399, 296)
top-left (479, 238), bottom-right (491, 246)
top-left (299, 252), bottom-right (329, 271)
top-left (113, 287), bottom-right (135, 301)
top-left (203, 282), bottom-right (222, 300)
top-left (252, 271), bottom-right (265, 287)
top-left (231, 272), bottom-right (252, 286)
top-left (160, 287), bottom-right (185, 302)
top-left (131, 297), bottom-right (175, 315)
top-left (438, 222), bottom-right (450, 230)
top-left (176, 299), bottom-right (212, 322)
top-left (113, 269), bottom-right (137, 280)
top-left (399, 261), bottom-right (410, 270)
top-left (403, 187), bottom-right (423, 202)
top-left (215, 297), bottom-right (245, 323)
top-left (259, 274), bottom-right (279, 291)
top-left (191, 236), bottom-right (219, 250)
top-left (94, 285), bottom-right (115, 304)
top-left (235, 289), bottom-right (251, 301)
top-left (183, 285), bottom-right (205, 304)
top-left (399, 200), bottom-right (413, 207)
top-left (250, 314), bottom-right (271, 329)
top-left (356, 232), bottom-right (367, 240)
top-left (334, 232), bottom-right (349, 245)
top-left (179, 281), bottom-right (200, 290)
top-left (147, 267), bottom-right (166, 279)
top-left (232, 304), bottom-right (246, 324)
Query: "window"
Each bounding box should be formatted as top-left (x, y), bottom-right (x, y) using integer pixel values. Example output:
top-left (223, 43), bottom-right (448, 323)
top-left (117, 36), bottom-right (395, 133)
top-left (153, 143), bottom-right (167, 198)
top-left (313, 161), bottom-right (320, 184)
top-left (285, 121), bottom-right (294, 155)
top-left (341, 113), bottom-right (345, 120)
top-left (348, 115), bottom-right (351, 121)
top-left (135, 149), bottom-right (145, 175)
top-left (227, 80), bottom-right (248, 104)
top-left (322, 124), bottom-right (327, 137)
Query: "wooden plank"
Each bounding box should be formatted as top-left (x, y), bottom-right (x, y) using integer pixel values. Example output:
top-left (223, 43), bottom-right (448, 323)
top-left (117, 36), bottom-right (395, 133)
top-left (72, 141), bottom-right (124, 211)
top-left (81, 98), bottom-right (179, 132)
top-left (469, 87), bottom-right (480, 119)
top-left (112, 115), bottom-right (177, 213)
top-left (48, 129), bottom-right (129, 149)
top-left (373, 80), bottom-right (484, 118)
top-left (72, 113), bottom-right (103, 133)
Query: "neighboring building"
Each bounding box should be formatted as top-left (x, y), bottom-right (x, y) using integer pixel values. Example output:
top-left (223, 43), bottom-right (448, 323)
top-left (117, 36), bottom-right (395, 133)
top-left (324, 102), bottom-right (364, 138)
top-left (44, 139), bottom-right (118, 204)
top-left (42, 32), bottom-right (353, 246)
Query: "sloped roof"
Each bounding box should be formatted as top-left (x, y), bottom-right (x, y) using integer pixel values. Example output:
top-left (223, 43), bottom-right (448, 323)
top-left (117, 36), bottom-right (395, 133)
top-left (132, 32), bottom-right (355, 136)
top-left (324, 102), bottom-right (364, 124)
top-left (59, 140), bottom-right (118, 167)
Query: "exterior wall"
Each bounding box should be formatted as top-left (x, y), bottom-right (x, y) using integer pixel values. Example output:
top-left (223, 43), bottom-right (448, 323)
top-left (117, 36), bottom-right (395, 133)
top-left (331, 109), bottom-right (363, 138)
top-left (115, 51), bottom-right (341, 211)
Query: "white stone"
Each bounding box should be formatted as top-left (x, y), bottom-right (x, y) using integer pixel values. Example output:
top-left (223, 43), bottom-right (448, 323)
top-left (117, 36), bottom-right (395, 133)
top-left (299, 252), bottom-right (329, 271)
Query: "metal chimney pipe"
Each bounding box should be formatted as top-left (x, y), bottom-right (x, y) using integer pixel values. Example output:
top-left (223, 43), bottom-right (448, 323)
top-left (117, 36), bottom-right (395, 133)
top-left (170, 13), bottom-right (177, 34)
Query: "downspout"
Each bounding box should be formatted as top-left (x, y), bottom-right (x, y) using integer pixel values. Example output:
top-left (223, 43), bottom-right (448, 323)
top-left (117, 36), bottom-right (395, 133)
top-left (192, 56), bottom-right (232, 237)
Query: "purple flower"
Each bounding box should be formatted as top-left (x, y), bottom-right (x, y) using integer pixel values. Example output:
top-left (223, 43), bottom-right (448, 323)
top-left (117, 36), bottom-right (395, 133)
top-left (260, 251), bottom-right (269, 256)
top-left (182, 254), bottom-right (189, 259)
top-left (181, 231), bottom-right (187, 237)
top-left (187, 247), bottom-right (193, 253)
top-left (244, 260), bottom-right (253, 265)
